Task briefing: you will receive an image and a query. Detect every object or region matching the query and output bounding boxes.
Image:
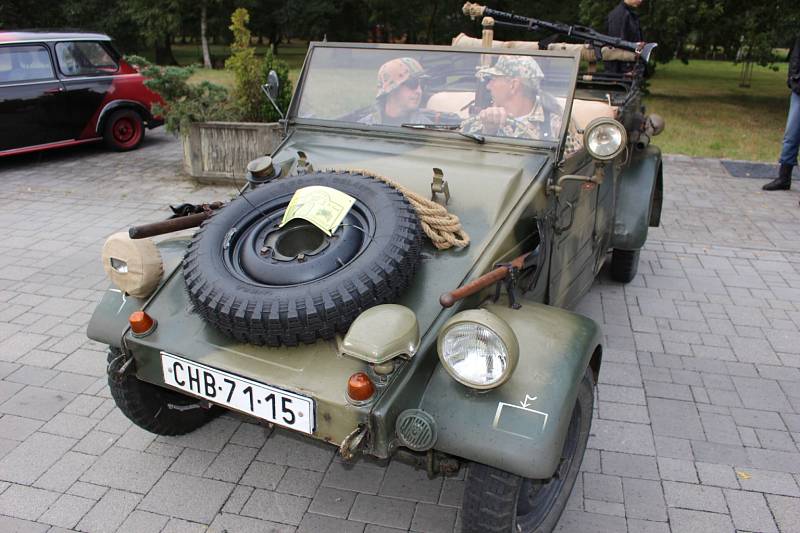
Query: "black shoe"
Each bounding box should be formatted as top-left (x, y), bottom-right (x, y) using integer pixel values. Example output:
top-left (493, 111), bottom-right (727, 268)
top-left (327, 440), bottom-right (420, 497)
top-left (763, 164), bottom-right (793, 191)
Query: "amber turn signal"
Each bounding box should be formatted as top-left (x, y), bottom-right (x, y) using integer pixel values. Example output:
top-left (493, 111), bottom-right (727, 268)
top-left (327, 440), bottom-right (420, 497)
top-left (347, 372), bottom-right (375, 402)
top-left (129, 310), bottom-right (156, 335)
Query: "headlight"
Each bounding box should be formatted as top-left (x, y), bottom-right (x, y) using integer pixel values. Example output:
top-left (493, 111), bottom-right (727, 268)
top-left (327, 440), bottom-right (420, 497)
top-left (101, 232), bottom-right (163, 298)
top-left (584, 118), bottom-right (627, 161)
top-left (437, 310), bottom-right (519, 390)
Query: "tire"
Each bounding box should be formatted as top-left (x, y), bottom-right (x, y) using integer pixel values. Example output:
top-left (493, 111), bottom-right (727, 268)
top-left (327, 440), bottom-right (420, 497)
top-left (106, 349), bottom-right (219, 435)
top-left (461, 370), bottom-right (594, 533)
top-left (183, 171), bottom-right (423, 346)
top-left (103, 109), bottom-right (145, 151)
top-left (610, 248), bottom-right (640, 283)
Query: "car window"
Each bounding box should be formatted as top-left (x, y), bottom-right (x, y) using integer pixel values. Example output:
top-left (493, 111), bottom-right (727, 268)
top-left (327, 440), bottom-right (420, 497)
top-left (55, 41), bottom-right (118, 76)
top-left (0, 45), bottom-right (55, 83)
top-left (294, 46), bottom-right (577, 145)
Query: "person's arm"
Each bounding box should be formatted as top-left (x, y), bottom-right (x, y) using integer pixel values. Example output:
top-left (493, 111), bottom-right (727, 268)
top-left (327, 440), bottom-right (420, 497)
top-left (789, 37), bottom-right (800, 91)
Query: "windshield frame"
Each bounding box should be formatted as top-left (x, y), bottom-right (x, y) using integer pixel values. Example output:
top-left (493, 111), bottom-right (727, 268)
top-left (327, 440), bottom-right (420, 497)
top-left (287, 42), bottom-right (581, 150)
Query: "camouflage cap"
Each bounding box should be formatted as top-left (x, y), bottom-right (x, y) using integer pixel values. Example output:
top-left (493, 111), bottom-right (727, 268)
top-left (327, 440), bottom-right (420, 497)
top-left (376, 57), bottom-right (425, 98)
top-left (477, 55), bottom-right (544, 89)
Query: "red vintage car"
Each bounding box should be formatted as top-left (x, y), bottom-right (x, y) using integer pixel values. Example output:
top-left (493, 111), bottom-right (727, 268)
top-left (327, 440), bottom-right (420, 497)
top-left (0, 31), bottom-right (164, 156)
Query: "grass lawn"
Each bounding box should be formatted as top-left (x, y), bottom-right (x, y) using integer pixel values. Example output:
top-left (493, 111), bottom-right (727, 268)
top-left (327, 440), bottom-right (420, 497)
top-left (180, 41), bottom-right (788, 162)
top-left (645, 60), bottom-right (789, 162)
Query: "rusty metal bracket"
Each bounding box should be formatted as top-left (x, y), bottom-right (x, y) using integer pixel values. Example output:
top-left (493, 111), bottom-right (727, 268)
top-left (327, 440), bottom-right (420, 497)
top-left (492, 263), bottom-right (522, 309)
top-left (430, 168), bottom-right (450, 205)
top-left (339, 424), bottom-right (368, 462)
top-left (107, 351), bottom-right (135, 384)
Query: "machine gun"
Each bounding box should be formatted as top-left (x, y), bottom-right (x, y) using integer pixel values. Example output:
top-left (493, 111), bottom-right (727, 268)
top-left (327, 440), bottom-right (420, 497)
top-left (462, 2), bottom-right (656, 80)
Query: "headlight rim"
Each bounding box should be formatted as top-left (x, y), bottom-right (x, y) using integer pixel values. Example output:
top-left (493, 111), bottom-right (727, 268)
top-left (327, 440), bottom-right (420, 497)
top-left (437, 309), bottom-right (519, 390)
top-left (584, 117), bottom-right (627, 161)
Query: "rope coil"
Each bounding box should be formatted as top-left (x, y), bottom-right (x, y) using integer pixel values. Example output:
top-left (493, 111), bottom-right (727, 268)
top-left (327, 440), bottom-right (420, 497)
top-left (326, 168), bottom-right (470, 250)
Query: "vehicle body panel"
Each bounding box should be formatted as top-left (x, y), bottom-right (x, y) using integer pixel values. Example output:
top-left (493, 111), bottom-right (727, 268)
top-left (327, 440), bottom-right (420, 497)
top-left (610, 145), bottom-right (662, 250)
top-left (420, 301), bottom-right (600, 479)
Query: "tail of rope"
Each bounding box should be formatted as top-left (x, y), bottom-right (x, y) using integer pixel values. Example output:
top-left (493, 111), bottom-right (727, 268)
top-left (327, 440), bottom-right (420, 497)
top-left (326, 168), bottom-right (470, 250)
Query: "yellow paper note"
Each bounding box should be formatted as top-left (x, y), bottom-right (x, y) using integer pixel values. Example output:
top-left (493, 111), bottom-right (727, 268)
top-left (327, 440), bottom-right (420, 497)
top-left (280, 186), bottom-right (356, 236)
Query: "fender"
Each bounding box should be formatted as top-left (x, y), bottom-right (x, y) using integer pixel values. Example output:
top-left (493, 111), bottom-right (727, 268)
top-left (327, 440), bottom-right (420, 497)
top-left (86, 237), bottom-right (189, 347)
top-left (610, 145), bottom-right (662, 250)
top-left (95, 100), bottom-right (157, 135)
top-left (420, 301), bottom-right (601, 479)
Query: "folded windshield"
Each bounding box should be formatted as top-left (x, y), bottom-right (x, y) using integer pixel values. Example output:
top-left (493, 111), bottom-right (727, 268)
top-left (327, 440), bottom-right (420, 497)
top-left (295, 46), bottom-right (578, 145)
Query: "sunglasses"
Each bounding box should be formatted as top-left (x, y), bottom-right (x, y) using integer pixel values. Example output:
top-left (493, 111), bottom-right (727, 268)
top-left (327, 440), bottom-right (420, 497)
top-left (401, 77), bottom-right (422, 91)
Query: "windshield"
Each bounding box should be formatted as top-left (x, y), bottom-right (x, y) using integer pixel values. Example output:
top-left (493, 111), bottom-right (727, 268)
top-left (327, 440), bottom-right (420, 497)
top-left (294, 45), bottom-right (578, 144)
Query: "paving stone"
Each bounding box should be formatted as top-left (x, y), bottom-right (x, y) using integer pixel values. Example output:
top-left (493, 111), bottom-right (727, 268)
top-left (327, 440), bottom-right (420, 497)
top-left (207, 513), bottom-right (294, 533)
top-left (66, 481), bottom-right (107, 501)
top-left (162, 517), bottom-right (210, 533)
top-left (309, 487), bottom-right (358, 518)
top-left (691, 441), bottom-right (749, 467)
top-left (663, 480), bottom-right (728, 513)
top-left (438, 477), bottom-right (465, 508)
top-left (76, 489), bottom-right (141, 533)
top-left (238, 460), bottom-right (286, 490)
top-left (582, 473), bottom-right (623, 503)
top-left (229, 422), bottom-right (270, 448)
top-left (139, 472), bottom-right (234, 524)
top-left (203, 443), bottom-right (257, 482)
top-left (668, 508), bottom-right (734, 533)
top-left (601, 450), bottom-right (660, 479)
top-left (297, 513), bottom-right (365, 533)
top-left (81, 446), bottom-right (173, 493)
top-left (0, 414), bottom-right (43, 441)
top-left (695, 462), bottom-right (739, 489)
top-left (588, 418), bottom-right (655, 455)
top-left (0, 432), bottom-right (75, 484)
top-left (240, 488), bottom-right (310, 526)
top-left (34, 451), bottom-right (95, 492)
top-left (277, 467), bottom-right (324, 498)
top-left (648, 397), bottom-right (705, 440)
top-left (746, 446), bottom-right (800, 474)
top-left (0, 484), bottom-right (59, 521)
top-left (38, 494), bottom-right (94, 529)
top-left (39, 412), bottom-right (97, 439)
top-left (256, 429), bottom-right (335, 472)
top-left (71, 430), bottom-right (116, 455)
top-left (723, 489), bottom-right (778, 533)
top-left (699, 412), bottom-right (740, 444)
top-left (0, 386), bottom-right (75, 421)
top-left (5, 365), bottom-right (59, 386)
top-left (552, 509), bottom-right (627, 532)
top-left (0, 515), bottom-right (49, 532)
top-left (170, 448), bottom-right (217, 476)
top-left (731, 407), bottom-right (787, 430)
top-left (160, 417), bottom-right (239, 453)
top-left (627, 518), bottom-right (670, 533)
top-left (736, 467), bottom-right (800, 496)
top-left (378, 460), bottom-right (443, 503)
top-left (766, 494), bottom-right (800, 533)
top-left (732, 376), bottom-right (792, 411)
top-left (348, 493), bottom-right (415, 530)
top-left (322, 461), bottom-right (385, 494)
top-left (623, 478), bottom-right (667, 521)
top-left (657, 456), bottom-right (697, 482)
top-left (653, 435), bottom-right (694, 460)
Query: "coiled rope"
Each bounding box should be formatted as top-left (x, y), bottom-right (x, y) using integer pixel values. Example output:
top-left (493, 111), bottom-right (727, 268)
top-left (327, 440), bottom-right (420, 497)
top-left (326, 168), bottom-right (470, 250)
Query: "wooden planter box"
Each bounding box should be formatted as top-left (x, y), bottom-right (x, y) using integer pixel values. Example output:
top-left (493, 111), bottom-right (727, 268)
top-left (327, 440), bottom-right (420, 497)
top-left (182, 121), bottom-right (283, 182)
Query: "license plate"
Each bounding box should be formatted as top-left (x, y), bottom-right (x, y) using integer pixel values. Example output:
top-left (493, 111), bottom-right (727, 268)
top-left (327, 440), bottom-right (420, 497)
top-left (161, 352), bottom-right (315, 434)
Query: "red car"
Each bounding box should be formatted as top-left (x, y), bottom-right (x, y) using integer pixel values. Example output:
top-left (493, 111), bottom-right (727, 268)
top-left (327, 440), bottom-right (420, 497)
top-left (0, 31), bottom-right (164, 156)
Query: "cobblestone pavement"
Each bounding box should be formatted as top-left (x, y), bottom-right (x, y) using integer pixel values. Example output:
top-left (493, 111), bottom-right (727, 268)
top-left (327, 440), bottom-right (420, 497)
top-left (1, 131), bottom-right (799, 533)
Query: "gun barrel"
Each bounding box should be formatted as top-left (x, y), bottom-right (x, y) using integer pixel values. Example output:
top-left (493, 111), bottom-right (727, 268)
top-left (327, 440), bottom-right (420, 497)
top-left (129, 212), bottom-right (210, 240)
top-left (439, 252), bottom-right (530, 308)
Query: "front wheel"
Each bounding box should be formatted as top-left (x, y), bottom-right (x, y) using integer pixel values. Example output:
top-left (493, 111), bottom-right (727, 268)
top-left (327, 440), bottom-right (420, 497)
top-left (107, 349), bottom-right (219, 435)
top-left (103, 109), bottom-right (145, 151)
top-left (461, 370), bottom-right (594, 533)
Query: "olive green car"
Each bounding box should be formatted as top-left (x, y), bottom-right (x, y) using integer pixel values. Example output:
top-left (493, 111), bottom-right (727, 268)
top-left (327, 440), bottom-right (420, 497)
top-left (87, 36), bottom-right (662, 533)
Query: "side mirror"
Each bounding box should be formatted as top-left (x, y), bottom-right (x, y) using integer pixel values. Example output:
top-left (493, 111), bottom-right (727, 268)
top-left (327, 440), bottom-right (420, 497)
top-left (261, 70), bottom-right (285, 120)
top-left (266, 70), bottom-right (280, 100)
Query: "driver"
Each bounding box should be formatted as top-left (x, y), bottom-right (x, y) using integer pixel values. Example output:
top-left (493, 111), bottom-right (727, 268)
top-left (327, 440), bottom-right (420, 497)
top-left (461, 55), bottom-right (581, 153)
top-left (359, 57), bottom-right (433, 126)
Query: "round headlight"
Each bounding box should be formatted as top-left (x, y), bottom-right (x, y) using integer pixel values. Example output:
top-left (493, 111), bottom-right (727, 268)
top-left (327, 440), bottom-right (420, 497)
top-left (101, 232), bottom-right (163, 298)
top-left (584, 118), bottom-right (627, 161)
top-left (437, 310), bottom-right (519, 390)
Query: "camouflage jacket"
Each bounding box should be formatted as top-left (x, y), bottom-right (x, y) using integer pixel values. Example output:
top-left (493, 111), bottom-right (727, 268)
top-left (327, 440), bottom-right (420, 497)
top-left (461, 98), bottom-right (582, 154)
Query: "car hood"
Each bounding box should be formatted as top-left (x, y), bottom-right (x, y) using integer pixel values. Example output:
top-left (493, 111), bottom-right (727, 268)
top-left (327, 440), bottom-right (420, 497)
top-left (272, 127), bottom-right (550, 335)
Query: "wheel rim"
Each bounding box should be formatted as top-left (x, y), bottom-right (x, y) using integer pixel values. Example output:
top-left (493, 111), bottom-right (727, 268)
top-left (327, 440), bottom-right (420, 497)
top-left (112, 117), bottom-right (142, 148)
top-left (223, 192), bottom-right (375, 286)
top-left (513, 398), bottom-right (583, 531)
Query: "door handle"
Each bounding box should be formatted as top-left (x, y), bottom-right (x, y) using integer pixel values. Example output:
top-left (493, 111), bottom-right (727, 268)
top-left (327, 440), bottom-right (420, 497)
top-left (44, 86), bottom-right (64, 94)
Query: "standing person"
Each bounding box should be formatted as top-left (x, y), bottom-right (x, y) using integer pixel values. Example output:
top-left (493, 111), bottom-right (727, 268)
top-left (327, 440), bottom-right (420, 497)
top-left (606, 0), bottom-right (643, 75)
top-left (763, 36), bottom-right (800, 192)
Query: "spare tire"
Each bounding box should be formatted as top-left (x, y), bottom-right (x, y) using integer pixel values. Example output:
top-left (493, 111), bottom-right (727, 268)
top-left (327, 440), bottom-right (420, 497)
top-left (183, 171), bottom-right (422, 346)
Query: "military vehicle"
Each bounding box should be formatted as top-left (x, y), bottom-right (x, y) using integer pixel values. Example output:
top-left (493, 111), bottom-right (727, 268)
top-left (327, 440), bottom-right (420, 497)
top-left (87, 3), bottom-right (663, 531)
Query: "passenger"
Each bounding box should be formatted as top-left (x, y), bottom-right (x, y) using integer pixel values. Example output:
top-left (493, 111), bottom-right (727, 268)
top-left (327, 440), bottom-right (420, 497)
top-left (359, 57), bottom-right (432, 126)
top-left (461, 55), bottom-right (581, 153)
